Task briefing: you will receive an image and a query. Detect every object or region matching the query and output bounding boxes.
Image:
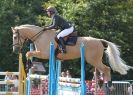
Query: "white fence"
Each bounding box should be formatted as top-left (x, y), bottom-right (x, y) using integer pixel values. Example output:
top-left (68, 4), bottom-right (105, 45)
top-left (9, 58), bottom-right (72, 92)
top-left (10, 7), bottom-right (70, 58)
top-left (105, 81), bottom-right (133, 95)
top-left (29, 75), bottom-right (81, 95)
top-left (0, 72), bottom-right (19, 95)
top-left (28, 74), bottom-right (133, 95)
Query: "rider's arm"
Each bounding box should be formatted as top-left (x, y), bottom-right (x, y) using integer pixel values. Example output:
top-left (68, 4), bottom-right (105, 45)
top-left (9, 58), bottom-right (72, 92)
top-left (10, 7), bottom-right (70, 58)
top-left (46, 16), bottom-right (58, 30)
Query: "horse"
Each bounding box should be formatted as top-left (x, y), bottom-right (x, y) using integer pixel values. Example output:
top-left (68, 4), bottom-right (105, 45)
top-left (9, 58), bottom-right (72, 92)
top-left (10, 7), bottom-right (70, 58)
top-left (11, 24), bottom-right (133, 81)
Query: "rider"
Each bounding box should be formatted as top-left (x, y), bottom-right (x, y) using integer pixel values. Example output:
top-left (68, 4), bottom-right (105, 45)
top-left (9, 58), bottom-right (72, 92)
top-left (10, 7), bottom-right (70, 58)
top-left (43, 6), bottom-right (74, 53)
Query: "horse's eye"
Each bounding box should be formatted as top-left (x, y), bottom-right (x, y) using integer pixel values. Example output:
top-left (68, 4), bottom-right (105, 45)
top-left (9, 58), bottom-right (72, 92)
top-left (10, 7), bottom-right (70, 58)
top-left (14, 36), bottom-right (17, 39)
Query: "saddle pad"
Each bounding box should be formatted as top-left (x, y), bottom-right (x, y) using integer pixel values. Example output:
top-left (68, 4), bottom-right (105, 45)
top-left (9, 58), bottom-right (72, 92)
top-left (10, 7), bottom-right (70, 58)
top-left (65, 36), bottom-right (77, 46)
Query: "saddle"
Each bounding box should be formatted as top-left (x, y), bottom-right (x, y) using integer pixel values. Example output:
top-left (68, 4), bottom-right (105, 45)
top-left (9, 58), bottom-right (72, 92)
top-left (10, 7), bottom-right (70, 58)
top-left (55, 31), bottom-right (78, 56)
top-left (63, 31), bottom-right (78, 46)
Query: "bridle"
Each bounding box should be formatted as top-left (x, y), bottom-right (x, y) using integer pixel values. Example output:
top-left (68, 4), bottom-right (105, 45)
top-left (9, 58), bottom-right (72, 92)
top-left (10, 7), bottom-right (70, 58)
top-left (12, 28), bottom-right (45, 49)
top-left (12, 30), bottom-right (27, 50)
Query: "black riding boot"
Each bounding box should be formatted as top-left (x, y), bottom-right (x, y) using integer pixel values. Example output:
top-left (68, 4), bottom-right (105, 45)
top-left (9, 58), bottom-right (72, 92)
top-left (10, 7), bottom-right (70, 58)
top-left (54, 36), bottom-right (60, 56)
top-left (55, 36), bottom-right (59, 43)
top-left (58, 37), bottom-right (66, 53)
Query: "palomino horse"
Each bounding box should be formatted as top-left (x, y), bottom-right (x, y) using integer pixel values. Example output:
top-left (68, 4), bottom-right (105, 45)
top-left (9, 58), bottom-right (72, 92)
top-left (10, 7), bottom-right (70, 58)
top-left (11, 24), bottom-right (133, 81)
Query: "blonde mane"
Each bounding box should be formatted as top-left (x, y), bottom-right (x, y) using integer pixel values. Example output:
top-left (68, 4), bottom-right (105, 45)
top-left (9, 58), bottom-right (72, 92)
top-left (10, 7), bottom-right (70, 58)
top-left (14, 24), bottom-right (43, 32)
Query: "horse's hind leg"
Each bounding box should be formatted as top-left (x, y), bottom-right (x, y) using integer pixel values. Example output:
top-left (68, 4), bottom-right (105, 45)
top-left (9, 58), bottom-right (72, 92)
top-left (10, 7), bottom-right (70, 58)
top-left (96, 62), bottom-right (111, 81)
top-left (85, 40), bottom-right (111, 81)
top-left (86, 58), bottom-right (111, 81)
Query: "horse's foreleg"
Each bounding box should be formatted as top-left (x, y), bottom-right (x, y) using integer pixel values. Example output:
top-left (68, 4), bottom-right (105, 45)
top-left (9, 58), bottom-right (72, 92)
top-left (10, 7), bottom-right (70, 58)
top-left (26, 51), bottom-right (41, 59)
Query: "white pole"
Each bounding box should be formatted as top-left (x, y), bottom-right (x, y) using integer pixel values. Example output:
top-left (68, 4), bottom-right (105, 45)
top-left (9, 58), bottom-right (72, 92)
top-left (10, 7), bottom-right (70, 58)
top-left (129, 84), bottom-right (132, 95)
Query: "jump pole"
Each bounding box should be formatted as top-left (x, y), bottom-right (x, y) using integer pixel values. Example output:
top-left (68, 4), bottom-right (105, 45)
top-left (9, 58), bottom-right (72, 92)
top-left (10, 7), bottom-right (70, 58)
top-left (80, 43), bottom-right (86, 95)
top-left (19, 53), bottom-right (26, 95)
top-left (26, 43), bottom-right (34, 95)
top-left (49, 42), bottom-right (56, 95)
top-left (55, 43), bottom-right (86, 95)
top-left (48, 42), bottom-right (62, 95)
top-left (56, 60), bottom-right (61, 95)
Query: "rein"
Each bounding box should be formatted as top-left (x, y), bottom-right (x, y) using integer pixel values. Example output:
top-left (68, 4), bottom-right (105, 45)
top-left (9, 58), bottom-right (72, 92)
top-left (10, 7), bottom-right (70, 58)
top-left (29, 29), bottom-right (45, 42)
top-left (13, 29), bottom-right (45, 47)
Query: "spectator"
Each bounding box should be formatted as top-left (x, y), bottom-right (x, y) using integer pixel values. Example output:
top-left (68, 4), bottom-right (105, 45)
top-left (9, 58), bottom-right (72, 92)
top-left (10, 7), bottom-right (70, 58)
top-left (32, 78), bottom-right (41, 89)
top-left (61, 71), bottom-right (66, 77)
top-left (4, 74), bottom-right (12, 81)
top-left (4, 72), bottom-right (12, 91)
top-left (128, 86), bottom-right (133, 94)
top-left (10, 75), bottom-right (18, 92)
top-left (90, 71), bottom-right (104, 92)
top-left (66, 70), bottom-right (72, 78)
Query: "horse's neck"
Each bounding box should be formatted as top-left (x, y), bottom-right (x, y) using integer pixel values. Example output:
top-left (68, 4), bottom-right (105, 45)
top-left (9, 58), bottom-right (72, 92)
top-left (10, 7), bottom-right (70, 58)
top-left (19, 28), bottom-right (40, 39)
top-left (33, 30), bottom-right (56, 52)
top-left (19, 27), bottom-right (55, 50)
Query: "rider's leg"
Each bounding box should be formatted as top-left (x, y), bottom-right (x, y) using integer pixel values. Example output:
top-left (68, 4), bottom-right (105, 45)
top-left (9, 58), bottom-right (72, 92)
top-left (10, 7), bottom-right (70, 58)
top-left (54, 36), bottom-right (66, 53)
top-left (57, 26), bottom-right (74, 38)
top-left (57, 26), bottom-right (74, 53)
top-left (54, 36), bottom-right (60, 56)
top-left (55, 36), bottom-right (59, 43)
top-left (58, 37), bottom-right (66, 53)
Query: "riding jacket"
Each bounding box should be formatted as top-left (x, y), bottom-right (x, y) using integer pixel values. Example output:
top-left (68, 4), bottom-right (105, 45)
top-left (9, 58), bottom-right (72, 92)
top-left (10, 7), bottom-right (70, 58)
top-left (47, 14), bottom-right (71, 30)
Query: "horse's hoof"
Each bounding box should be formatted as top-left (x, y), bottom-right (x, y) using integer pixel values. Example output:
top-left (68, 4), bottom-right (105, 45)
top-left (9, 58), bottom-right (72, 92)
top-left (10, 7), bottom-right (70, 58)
top-left (26, 52), bottom-right (32, 59)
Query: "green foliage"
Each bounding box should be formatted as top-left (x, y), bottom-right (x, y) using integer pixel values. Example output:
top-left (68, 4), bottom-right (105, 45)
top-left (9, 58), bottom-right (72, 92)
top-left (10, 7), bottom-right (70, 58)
top-left (0, 0), bottom-right (132, 80)
top-left (0, 0), bottom-right (43, 71)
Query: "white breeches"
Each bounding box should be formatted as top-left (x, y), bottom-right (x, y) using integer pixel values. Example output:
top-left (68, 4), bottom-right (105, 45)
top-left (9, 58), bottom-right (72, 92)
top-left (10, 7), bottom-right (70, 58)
top-left (57, 26), bottom-right (74, 39)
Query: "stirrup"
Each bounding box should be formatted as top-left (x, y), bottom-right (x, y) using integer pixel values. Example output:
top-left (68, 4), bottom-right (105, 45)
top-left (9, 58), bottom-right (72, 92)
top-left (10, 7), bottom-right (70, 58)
top-left (60, 48), bottom-right (66, 53)
top-left (62, 49), bottom-right (66, 53)
top-left (58, 44), bottom-right (66, 53)
top-left (60, 47), bottom-right (66, 53)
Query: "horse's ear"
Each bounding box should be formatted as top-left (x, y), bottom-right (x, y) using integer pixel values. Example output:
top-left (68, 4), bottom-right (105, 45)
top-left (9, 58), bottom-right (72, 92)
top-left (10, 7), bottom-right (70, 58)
top-left (11, 27), bottom-right (14, 32)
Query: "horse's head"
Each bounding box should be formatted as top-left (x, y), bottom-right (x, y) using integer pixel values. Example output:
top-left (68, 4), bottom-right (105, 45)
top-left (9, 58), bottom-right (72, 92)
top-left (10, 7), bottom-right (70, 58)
top-left (11, 24), bottom-right (56, 54)
top-left (11, 27), bottom-right (26, 54)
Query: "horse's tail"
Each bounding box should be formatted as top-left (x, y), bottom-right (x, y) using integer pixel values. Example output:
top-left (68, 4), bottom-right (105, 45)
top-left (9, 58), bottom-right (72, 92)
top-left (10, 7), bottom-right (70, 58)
top-left (101, 39), bottom-right (133, 75)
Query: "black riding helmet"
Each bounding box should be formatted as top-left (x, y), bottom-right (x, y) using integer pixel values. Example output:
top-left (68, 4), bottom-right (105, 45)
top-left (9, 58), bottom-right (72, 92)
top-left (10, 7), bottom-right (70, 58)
top-left (46, 6), bottom-right (57, 14)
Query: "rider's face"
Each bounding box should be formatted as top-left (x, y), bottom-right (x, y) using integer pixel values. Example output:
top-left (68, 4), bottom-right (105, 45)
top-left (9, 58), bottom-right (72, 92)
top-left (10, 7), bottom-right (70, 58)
top-left (47, 11), bottom-right (51, 17)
